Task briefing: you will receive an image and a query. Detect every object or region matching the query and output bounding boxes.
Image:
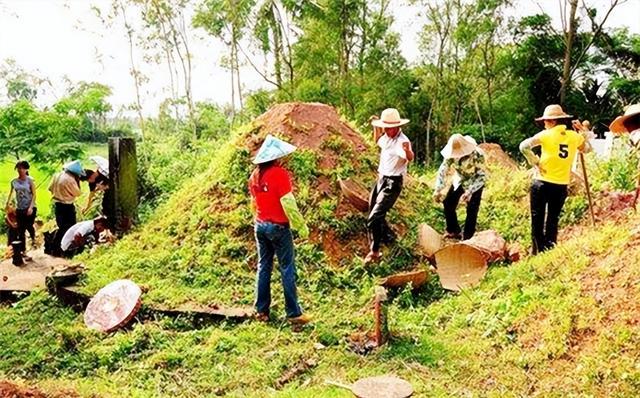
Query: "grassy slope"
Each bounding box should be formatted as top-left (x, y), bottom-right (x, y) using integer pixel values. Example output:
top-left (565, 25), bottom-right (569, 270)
top-left (5, 121), bottom-right (636, 397)
top-left (1, 215), bottom-right (638, 397)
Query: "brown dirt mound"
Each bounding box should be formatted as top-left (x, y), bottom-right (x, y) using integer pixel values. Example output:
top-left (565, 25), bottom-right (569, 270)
top-left (247, 102), bottom-right (369, 171)
top-left (0, 381), bottom-right (81, 398)
top-left (593, 190), bottom-right (635, 221)
top-left (243, 103), bottom-right (376, 262)
top-left (478, 143), bottom-right (519, 170)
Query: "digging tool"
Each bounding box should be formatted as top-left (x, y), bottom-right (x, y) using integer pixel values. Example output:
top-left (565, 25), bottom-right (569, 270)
top-left (633, 161), bottom-right (640, 211)
top-left (579, 153), bottom-right (596, 226)
top-left (573, 120), bottom-right (596, 226)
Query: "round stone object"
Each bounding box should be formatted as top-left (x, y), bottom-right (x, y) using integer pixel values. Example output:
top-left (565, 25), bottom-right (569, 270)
top-left (351, 375), bottom-right (413, 398)
top-left (84, 279), bottom-right (142, 332)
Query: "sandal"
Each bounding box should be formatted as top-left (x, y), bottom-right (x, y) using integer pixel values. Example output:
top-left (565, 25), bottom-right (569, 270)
top-left (364, 251), bottom-right (382, 264)
top-left (254, 312), bottom-right (270, 322)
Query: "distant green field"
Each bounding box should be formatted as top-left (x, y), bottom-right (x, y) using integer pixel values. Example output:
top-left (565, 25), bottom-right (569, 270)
top-left (0, 143), bottom-right (108, 219)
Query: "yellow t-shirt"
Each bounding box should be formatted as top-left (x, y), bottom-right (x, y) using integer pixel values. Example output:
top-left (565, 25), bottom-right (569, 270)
top-left (537, 125), bottom-right (585, 185)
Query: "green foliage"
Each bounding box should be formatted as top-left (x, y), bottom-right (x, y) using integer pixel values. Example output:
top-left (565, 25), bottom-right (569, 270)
top-left (0, 100), bottom-right (84, 170)
top-left (53, 82), bottom-right (119, 142)
top-left (590, 147), bottom-right (640, 192)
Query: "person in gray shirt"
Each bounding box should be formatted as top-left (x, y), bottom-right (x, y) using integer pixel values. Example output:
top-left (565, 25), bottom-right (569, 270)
top-left (5, 160), bottom-right (37, 257)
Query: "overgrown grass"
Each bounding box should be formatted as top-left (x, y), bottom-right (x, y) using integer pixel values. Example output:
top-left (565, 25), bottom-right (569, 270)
top-left (1, 126), bottom-right (638, 396)
top-left (2, 217), bottom-right (639, 397)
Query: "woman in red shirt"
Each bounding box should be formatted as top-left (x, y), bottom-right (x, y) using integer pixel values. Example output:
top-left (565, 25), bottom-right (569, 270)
top-left (249, 135), bottom-right (310, 327)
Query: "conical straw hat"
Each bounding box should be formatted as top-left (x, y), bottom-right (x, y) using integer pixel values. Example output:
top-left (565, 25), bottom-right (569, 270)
top-left (418, 223), bottom-right (442, 257)
top-left (609, 103), bottom-right (640, 134)
top-left (252, 134), bottom-right (297, 164)
top-left (434, 243), bottom-right (488, 291)
top-left (440, 134), bottom-right (477, 159)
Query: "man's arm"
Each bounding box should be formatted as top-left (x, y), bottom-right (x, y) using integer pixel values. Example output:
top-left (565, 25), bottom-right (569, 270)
top-left (28, 179), bottom-right (36, 215)
top-left (369, 115), bottom-right (384, 144)
top-left (402, 141), bottom-right (414, 162)
top-left (433, 159), bottom-right (451, 198)
top-left (83, 191), bottom-right (96, 214)
top-left (572, 120), bottom-right (593, 153)
top-left (519, 133), bottom-right (543, 166)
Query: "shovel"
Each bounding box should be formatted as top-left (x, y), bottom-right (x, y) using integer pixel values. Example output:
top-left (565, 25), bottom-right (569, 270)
top-left (573, 120), bottom-right (596, 226)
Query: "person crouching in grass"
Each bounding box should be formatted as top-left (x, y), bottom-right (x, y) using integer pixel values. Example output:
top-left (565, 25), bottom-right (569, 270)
top-left (249, 134), bottom-right (311, 328)
top-left (60, 216), bottom-right (110, 258)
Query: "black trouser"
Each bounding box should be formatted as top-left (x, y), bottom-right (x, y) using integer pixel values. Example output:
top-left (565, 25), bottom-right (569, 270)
top-left (530, 180), bottom-right (568, 254)
top-left (54, 202), bottom-right (77, 254)
top-left (443, 185), bottom-right (483, 240)
top-left (368, 175), bottom-right (403, 252)
top-left (15, 207), bottom-right (37, 253)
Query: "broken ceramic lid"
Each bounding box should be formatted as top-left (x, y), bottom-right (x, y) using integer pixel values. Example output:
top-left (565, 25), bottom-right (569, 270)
top-left (433, 243), bottom-right (488, 291)
top-left (351, 375), bottom-right (413, 398)
top-left (84, 279), bottom-right (142, 332)
top-left (339, 178), bottom-right (370, 212)
top-left (417, 223), bottom-right (442, 257)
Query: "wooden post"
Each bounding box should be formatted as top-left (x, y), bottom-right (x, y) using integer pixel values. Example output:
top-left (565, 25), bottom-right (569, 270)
top-left (579, 153), bottom-right (596, 226)
top-left (106, 137), bottom-right (138, 235)
top-left (373, 286), bottom-right (389, 347)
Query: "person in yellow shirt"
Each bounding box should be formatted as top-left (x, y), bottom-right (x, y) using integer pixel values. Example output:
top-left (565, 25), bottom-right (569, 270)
top-left (519, 104), bottom-right (591, 254)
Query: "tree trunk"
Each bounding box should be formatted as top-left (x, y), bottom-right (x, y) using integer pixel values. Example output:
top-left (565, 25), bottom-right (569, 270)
top-left (560, 0), bottom-right (578, 105)
top-left (119, 2), bottom-right (145, 136)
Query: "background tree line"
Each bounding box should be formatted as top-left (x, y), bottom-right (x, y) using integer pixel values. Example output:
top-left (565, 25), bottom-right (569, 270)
top-left (1, 0), bottom-right (639, 171)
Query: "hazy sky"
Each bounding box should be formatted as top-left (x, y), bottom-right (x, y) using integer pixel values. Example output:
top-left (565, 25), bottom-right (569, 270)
top-left (0, 0), bottom-right (638, 115)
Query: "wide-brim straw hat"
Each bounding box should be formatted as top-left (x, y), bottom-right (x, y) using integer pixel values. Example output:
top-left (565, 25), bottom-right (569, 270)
top-left (441, 134), bottom-right (477, 159)
top-left (535, 104), bottom-right (573, 121)
top-left (90, 155), bottom-right (109, 177)
top-left (609, 103), bottom-right (640, 134)
top-left (371, 108), bottom-right (410, 128)
top-left (252, 134), bottom-right (297, 164)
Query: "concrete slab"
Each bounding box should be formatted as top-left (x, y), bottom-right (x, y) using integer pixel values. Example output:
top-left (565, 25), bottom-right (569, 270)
top-left (0, 250), bottom-right (75, 292)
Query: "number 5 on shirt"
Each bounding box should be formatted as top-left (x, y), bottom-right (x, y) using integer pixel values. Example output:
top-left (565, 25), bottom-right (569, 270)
top-left (558, 144), bottom-right (569, 159)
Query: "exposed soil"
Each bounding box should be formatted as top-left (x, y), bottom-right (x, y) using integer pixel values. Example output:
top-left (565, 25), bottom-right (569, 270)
top-left (592, 190), bottom-right (636, 221)
top-left (247, 102), bottom-right (369, 171)
top-left (562, 190), bottom-right (636, 242)
top-left (243, 103), bottom-right (378, 262)
top-left (478, 143), bottom-right (519, 170)
top-left (0, 381), bottom-right (81, 398)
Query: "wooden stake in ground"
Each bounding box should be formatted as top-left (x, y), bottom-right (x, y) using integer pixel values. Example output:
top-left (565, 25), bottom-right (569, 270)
top-left (633, 166), bottom-right (640, 211)
top-left (579, 153), bottom-right (596, 226)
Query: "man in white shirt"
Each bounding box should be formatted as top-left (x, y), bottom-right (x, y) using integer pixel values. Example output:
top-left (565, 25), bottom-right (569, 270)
top-left (365, 108), bottom-right (414, 264)
top-left (60, 216), bottom-right (109, 257)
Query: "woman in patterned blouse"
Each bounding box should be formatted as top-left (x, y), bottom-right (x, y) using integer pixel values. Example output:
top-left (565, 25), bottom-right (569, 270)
top-left (433, 134), bottom-right (486, 240)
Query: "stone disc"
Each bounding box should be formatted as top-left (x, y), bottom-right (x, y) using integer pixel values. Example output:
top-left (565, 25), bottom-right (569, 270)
top-left (84, 279), bottom-right (142, 332)
top-left (351, 375), bottom-right (413, 398)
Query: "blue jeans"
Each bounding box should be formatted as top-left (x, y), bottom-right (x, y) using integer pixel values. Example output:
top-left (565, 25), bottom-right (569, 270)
top-left (255, 221), bottom-right (302, 318)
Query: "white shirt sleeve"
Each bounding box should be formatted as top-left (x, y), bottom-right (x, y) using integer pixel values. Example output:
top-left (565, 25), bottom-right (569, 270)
top-left (394, 135), bottom-right (410, 159)
top-left (61, 221), bottom-right (95, 251)
top-left (377, 134), bottom-right (388, 148)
